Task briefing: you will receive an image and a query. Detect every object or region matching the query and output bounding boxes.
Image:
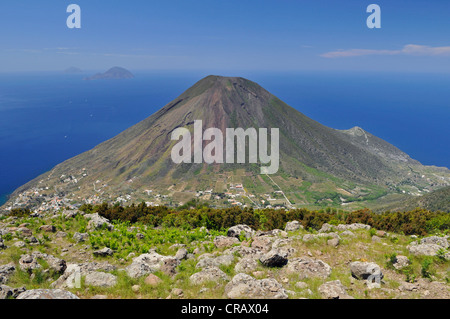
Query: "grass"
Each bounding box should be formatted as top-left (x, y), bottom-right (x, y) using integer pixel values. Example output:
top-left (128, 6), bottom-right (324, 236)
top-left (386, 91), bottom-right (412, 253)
top-left (1, 208), bottom-right (449, 299)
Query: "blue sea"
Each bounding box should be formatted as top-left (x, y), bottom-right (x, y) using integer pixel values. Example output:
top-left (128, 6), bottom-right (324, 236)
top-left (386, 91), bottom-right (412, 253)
top-left (0, 70), bottom-right (449, 206)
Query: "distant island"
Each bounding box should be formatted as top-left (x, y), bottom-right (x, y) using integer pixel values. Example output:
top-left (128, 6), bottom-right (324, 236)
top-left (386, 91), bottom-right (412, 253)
top-left (84, 67), bottom-right (134, 80)
top-left (63, 66), bottom-right (83, 74)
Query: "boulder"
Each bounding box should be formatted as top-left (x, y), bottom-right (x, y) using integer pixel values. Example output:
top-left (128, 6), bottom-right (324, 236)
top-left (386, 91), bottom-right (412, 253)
top-left (0, 285), bottom-right (26, 299)
top-left (73, 232), bottom-right (89, 243)
top-left (51, 261), bottom-right (117, 289)
top-left (17, 289), bottom-right (79, 299)
top-left (285, 221), bottom-right (303, 232)
top-left (318, 280), bottom-right (353, 299)
top-left (225, 273), bottom-right (288, 299)
top-left (335, 223), bottom-right (371, 231)
top-left (234, 257), bottom-right (259, 273)
top-left (84, 272), bottom-right (117, 288)
top-left (213, 236), bottom-right (239, 248)
top-left (196, 253), bottom-right (234, 269)
top-left (189, 267), bottom-right (229, 284)
top-left (251, 236), bottom-right (274, 252)
top-left (17, 227), bottom-right (33, 237)
top-left (407, 243), bottom-right (443, 256)
top-left (392, 255), bottom-right (410, 270)
top-left (160, 257), bottom-right (179, 277)
top-left (55, 231), bottom-right (68, 238)
top-left (13, 241), bottom-right (26, 248)
top-left (0, 263), bottom-right (16, 284)
top-left (175, 248), bottom-right (188, 261)
top-left (420, 236), bottom-right (449, 249)
top-left (136, 233), bottom-right (145, 240)
top-left (39, 225), bottom-right (56, 233)
top-left (285, 257), bottom-right (332, 279)
top-left (259, 249), bottom-right (288, 268)
top-left (93, 247), bottom-right (114, 257)
top-left (19, 252), bottom-right (66, 274)
top-left (125, 252), bottom-right (173, 278)
top-left (227, 225), bottom-right (254, 240)
top-left (319, 223), bottom-right (334, 233)
top-left (350, 261), bottom-right (383, 281)
top-left (62, 210), bottom-right (79, 218)
top-left (85, 213), bottom-right (114, 231)
top-left (224, 246), bottom-right (263, 259)
top-left (327, 238), bottom-right (340, 247)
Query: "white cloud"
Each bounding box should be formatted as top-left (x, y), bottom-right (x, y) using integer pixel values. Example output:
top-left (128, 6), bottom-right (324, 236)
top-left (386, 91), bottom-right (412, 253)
top-left (321, 44), bottom-right (450, 58)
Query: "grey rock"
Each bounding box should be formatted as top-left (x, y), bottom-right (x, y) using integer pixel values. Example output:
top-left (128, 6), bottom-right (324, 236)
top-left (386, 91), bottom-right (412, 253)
top-left (420, 236), bottom-right (449, 249)
top-left (407, 243), bottom-right (444, 256)
top-left (335, 223), bottom-right (371, 231)
top-left (189, 267), bottom-right (229, 284)
top-left (213, 236), bottom-right (239, 248)
top-left (55, 231), bottom-right (68, 238)
top-left (175, 248), bottom-right (188, 260)
top-left (328, 238), bottom-right (340, 247)
top-left (350, 261), bottom-right (384, 281)
top-left (85, 213), bottom-right (114, 231)
top-left (14, 241), bottom-right (26, 248)
top-left (39, 225), bottom-right (56, 233)
top-left (52, 261), bottom-right (117, 289)
top-left (285, 257), bottom-right (332, 279)
top-left (84, 272), bottom-right (117, 288)
top-left (93, 247), bottom-right (114, 257)
top-left (251, 236), bottom-right (274, 252)
top-left (227, 225), bottom-right (255, 239)
top-left (19, 252), bottom-right (66, 274)
top-left (392, 255), bottom-right (410, 270)
top-left (125, 252), bottom-right (173, 278)
top-left (136, 233), bottom-right (144, 240)
top-left (319, 223), bottom-right (334, 233)
top-left (0, 285), bottom-right (26, 299)
top-left (285, 221), bottom-right (303, 232)
top-left (234, 257), bottom-right (259, 273)
top-left (62, 210), bottom-right (79, 218)
top-left (0, 263), bottom-right (16, 284)
top-left (319, 280), bottom-right (353, 299)
top-left (225, 273), bottom-right (288, 299)
top-left (73, 232), bottom-right (89, 243)
top-left (17, 289), bottom-right (79, 299)
top-left (196, 253), bottom-right (234, 269)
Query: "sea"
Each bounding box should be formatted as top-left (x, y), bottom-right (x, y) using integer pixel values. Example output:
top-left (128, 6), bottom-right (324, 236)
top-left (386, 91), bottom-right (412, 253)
top-left (0, 70), bottom-right (449, 206)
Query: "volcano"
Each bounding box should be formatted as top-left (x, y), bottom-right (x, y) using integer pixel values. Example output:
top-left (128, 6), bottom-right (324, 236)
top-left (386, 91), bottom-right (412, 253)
top-left (5, 75), bottom-right (450, 211)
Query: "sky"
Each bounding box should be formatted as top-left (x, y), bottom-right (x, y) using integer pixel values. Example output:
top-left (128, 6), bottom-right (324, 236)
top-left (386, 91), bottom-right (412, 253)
top-left (0, 0), bottom-right (450, 73)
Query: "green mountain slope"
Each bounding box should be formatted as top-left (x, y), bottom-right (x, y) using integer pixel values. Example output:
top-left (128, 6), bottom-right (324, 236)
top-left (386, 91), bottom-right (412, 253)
top-left (4, 76), bottom-right (450, 211)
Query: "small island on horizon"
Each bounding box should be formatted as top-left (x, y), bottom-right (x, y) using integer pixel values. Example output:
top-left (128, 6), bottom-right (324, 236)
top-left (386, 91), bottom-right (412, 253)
top-left (84, 66), bottom-right (135, 80)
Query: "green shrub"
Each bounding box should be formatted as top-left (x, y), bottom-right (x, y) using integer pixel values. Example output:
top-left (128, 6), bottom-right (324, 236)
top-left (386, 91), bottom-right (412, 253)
top-left (421, 257), bottom-right (434, 279)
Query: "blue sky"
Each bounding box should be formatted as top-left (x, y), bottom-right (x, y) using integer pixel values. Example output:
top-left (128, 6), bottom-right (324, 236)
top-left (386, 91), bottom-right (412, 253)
top-left (1, 0), bottom-right (450, 72)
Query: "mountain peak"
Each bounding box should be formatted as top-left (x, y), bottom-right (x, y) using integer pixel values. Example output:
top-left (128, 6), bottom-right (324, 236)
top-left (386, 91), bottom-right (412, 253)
top-left (4, 75), bottom-right (450, 212)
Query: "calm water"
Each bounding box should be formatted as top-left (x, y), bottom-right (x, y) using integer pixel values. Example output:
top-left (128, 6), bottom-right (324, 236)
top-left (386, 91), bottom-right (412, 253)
top-left (0, 71), bottom-right (449, 205)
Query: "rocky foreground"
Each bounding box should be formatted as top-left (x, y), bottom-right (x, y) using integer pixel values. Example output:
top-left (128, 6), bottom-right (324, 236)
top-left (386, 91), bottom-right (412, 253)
top-left (0, 210), bottom-right (449, 299)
